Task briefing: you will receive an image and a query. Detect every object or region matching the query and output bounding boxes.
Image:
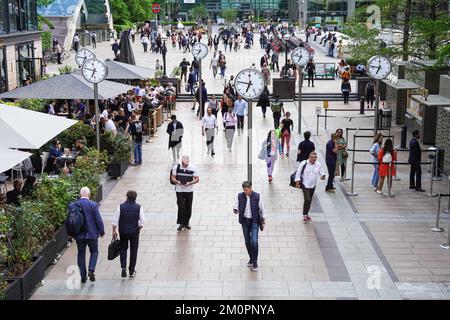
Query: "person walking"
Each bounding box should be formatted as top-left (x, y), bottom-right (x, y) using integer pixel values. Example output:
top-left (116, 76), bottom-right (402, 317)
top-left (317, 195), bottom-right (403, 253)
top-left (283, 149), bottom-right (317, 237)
top-left (370, 133), bottom-right (383, 190)
top-left (187, 68), bottom-right (196, 96)
top-left (365, 79), bottom-right (375, 108)
top-left (257, 86), bottom-right (270, 119)
top-left (210, 51), bottom-right (219, 79)
top-left (213, 35), bottom-right (219, 52)
top-left (233, 180), bottom-right (266, 272)
top-left (261, 63), bottom-right (271, 85)
top-left (208, 95), bottom-right (219, 119)
top-left (167, 115), bottom-right (184, 164)
top-left (221, 88), bottom-right (235, 129)
top-left (234, 95), bottom-right (248, 135)
top-left (305, 59), bottom-right (315, 87)
top-left (341, 78), bottom-right (351, 104)
top-left (295, 151), bottom-right (326, 222)
top-left (73, 187), bottom-right (105, 283)
top-left (179, 58), bottom-right (190, 82)
top-left (219, 52), bottom-right (227, 78)
top-left (192, 58), bottom-right (200, 82)
top-left (129, 115), bottom-right (144, 165)
top-left (325, 133), bottom-right (338, 192)
top-left (90, 31), bottom-right (97, 48)
top-left (141, 34), bottom-right (149, 52)
top-left (297, 131), bottom-right (315, 163)
top-left (224, 106), bottom-right (237, 152)
top-left (408, 130), bottom-right (425, 192)
top-left (280, 112), bottom-right (294, 157)
top-left (270, 95), bottom-right (285, 129)
top-left (259, 130), bottom-right (279, 183)
top-left (335, 128), bottom-right (348, 179)
top-left (112, 190), bottom-right (146, 278)
top-left (195, 80), bottom-right (208, 117)
top-left (202, 107), bottom-right (217, 157)
top-left (72, 33), bottom-right (80, 53)
top-left (56, 43), bottom-right (63, 65)
top-left (112, 40), bottom-right (120, 59)
top-left (376, 138), bottom-right (397, 194)
top-left (271, 52), bottom-right (280, 73)
top-left (171, 155), bottom-right (200, 231)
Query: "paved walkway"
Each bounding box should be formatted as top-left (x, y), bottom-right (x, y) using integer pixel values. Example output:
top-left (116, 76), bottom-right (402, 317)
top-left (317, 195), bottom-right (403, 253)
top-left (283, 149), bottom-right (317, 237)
top-left (34, 27), bottom-right (450, 300)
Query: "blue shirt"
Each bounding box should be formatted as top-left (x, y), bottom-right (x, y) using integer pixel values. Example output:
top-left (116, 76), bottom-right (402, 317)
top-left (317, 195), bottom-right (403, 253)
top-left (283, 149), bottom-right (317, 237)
top-left (49, 145), bottom-right (63, 158)
top-left (234, 99), bottom-right (247, 116)
top-left (325, 139), bottom-right (337, 164)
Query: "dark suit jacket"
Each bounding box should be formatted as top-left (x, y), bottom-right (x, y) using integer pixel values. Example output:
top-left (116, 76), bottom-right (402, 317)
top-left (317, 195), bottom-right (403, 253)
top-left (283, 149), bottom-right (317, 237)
top-left (166, 121), bottom-right (184, 149)
top-left (75, 198), bottom-right (105, 241)
top-left (408, 137), bottom-right (421, 164)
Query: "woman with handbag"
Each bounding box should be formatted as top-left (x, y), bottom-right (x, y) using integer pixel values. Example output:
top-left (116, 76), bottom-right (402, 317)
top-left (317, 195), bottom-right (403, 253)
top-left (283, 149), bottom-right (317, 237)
top-left (376, 138), bottom-right (397, 194)
top-left (259, 129), bottom-right (279, 183)
top-left (335, 128), bottom-right (348, 179)
top-left (221, 87), bottom-right (234, 130)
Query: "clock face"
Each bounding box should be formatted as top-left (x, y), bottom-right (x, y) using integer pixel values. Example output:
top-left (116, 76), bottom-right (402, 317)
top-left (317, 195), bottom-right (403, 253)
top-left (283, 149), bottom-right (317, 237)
top-left (81, 58), bottom-right (108, 83)
top-left (291, 47), bottom-right (309, 67)
top-left (367, 55), bottom-right (392, 80)
top-left (234, 68), bottom-right (266, 99)
top-left (75, 48), bottom-right (95, 67)
top-left (192, 42), bottom-right (208, 60)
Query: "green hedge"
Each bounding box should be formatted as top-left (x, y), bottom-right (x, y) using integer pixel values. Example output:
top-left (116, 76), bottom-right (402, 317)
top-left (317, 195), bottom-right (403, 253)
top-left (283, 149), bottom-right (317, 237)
top-left (41, 31), bottom-right (52, 51)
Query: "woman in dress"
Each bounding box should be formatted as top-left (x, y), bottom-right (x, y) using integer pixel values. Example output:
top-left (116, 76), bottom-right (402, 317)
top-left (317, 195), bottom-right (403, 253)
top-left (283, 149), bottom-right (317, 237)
top-left (335, 128), bottom-right (348, 179)
top-left (376, 138), bottom-right (397, 194)
top-left (259, 129), bottom-right (279, 183)
top-left (261, 63), bottom-right (271, 86)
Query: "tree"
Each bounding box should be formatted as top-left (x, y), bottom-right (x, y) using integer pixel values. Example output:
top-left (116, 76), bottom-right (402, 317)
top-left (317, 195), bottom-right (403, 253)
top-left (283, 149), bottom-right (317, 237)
top-left (190, 5), bottom-right (208, 22)
top-left (109, 0), bottom-right (131, 26)
top-left (222, 8), bottom-right (237, 25)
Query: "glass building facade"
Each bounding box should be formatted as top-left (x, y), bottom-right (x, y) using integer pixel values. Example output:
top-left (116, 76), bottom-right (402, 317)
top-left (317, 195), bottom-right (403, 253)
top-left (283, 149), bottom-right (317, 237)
top-left (0, 0), bottom-right (38, 33)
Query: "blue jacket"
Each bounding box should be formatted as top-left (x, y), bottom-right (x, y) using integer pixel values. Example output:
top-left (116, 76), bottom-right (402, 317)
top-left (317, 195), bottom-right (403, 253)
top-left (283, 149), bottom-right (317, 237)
top-left (49, 145), bottom-right (63, 158)
top-left (75, 198), bottom-right (105, 240)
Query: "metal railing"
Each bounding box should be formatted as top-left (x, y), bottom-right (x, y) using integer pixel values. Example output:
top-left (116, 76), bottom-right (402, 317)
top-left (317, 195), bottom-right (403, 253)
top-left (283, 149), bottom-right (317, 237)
top-left (430, 193), bottom-right (450, 250)
top-left (315, 114), bottom-right (375, 136)
top-left (323, 108), bottom-right (375, 131)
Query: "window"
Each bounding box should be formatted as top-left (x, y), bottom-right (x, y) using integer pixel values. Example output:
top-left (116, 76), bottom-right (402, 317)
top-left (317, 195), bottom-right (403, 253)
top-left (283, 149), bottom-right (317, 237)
top-left (0, 0), bottom-right (6, 33)
top-left (0, 48), bottom-right (7, 93)
top-left (8, 0), bottom-right (19, 32)
top-left (21, 0), bottom-right (37, 31)
top-left (16, 42), bottom-right (35, 86)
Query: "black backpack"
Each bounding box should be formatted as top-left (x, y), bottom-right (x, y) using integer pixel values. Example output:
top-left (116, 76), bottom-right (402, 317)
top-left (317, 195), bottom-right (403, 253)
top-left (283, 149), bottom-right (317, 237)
top-left (289, 161), bottom-right (307, 188)
top-left (66, 201), bottom-right (85, 237)
top-left (170, 164), bottom-right (180, 185)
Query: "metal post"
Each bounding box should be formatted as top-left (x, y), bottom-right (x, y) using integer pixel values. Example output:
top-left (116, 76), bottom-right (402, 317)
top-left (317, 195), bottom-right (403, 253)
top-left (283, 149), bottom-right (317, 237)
top-left (248, 99), bottom-right (253, 182)
top-left (316, 114), bottom-right (319, 136)
top-left (297, 69), bottom-right (303, 134)
top-left (430, 194), bottom-right (444, 232)
top-left (444, 176), bottom-right (450, 214)
top-left (346, 128), bottom-right (359, 196)
top-left (440, 206), bottom-right (450, 249)
top-left (199, 60), bottom-right (203, 120)
top-left (373, 79), bottom-right (380, 137)
top-left (94, 83), bottom-right (100, 151)
top-left (426, 159), bottom-right (437, 197)
top-left (324, 108), bottom-right (327, 130)
top-left (384, 161), bottom-right (395, 197)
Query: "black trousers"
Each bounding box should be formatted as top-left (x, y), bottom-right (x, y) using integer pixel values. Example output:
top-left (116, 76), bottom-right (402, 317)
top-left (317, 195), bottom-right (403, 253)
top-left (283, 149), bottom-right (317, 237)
top-left (176, 192), bottom-right (193, 225)
top-left (343, 91), bottom-right (350, 104)
top-left (326, 162), bottom-right (336, 190)
top-left (237, 115), bottom-right (245, 130)
top-left (409, 163), bottom-right (422, 189)
top-left (308, 73), bottom-right (314, 86)
top-left (302, 187), bottom-right (316, 215)
top-left (120, 232), bottom-right (139, 273)
top-left (273, 111), bottom-right (281, 129)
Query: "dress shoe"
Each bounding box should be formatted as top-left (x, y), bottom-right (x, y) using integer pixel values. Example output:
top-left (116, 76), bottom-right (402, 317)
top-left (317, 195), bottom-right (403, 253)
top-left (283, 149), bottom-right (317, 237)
top-left (415, 188), bottom-right (425, 192)
top-left (409, 186), bottom-right (416, 190)
top-left (88, 271), bottom-right (95, 282)
top-left (177, 224), bottom-right (183, 231)
top-left (184, 225), bottom-right (191, 230)
top-left (121, 269), bottom-right (127, 278)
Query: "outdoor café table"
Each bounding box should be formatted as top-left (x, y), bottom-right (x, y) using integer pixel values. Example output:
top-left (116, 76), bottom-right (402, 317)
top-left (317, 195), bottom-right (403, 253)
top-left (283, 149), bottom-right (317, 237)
top-left (56, 152), bottom-right (78, 167)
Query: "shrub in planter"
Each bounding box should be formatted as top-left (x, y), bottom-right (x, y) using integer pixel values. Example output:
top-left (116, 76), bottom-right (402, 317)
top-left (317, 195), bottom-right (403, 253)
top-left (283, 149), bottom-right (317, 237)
top-left (56, 121), bottom-right (96, 150)
top-left (70, 149), bottom-right (107, 199)
top-left (17, 99), bottom-right (49, 112)
top-left (101, 131), bottom-right (132, 178)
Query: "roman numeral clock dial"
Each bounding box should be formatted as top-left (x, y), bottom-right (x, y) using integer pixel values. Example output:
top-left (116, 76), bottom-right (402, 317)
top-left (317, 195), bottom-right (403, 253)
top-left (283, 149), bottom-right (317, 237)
top-left (234, 69), bottom-right (265, 99)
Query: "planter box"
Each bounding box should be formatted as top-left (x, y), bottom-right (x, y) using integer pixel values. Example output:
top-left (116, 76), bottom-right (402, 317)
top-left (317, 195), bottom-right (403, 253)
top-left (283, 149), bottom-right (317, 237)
top-left (54, 224), bottom-right (69, 253)
top-left (39, 224), bottom-right (69, 269)
top-left (5, 278), bottom-right (22, 300)
top-left (107, 160), bottom-right (128, 178)
top-left (14, 256), bottom-right (45, 300)
top-left (94, 184), bottom-right (103, 204)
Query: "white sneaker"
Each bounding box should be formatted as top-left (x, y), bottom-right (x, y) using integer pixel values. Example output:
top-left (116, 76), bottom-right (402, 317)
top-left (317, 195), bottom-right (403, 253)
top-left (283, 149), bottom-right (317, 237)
top-left (376, 190), bottom-right (382, 194)
top-left (372, 186), bottom-right (378, 191)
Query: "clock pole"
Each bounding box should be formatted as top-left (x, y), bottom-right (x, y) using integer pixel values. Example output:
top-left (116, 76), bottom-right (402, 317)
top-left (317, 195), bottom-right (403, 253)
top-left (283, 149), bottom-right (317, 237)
top-left (248, 98), bottom-right (253, 182)
top-left (373, 79), bottom-right (380, 137)
top-left (198, 60), bottom-right (203, 119)
top-left (94, 82), bottom-right (100, 150)
top-left (298, 69), bottom-right (303, 134)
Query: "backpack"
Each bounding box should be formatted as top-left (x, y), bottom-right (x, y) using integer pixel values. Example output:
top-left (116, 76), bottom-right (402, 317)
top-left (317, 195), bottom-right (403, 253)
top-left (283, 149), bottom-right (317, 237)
top-left (289, 161), bottom-right (307, 188)
top-left (170, 164), bottom-right (180, 185)
top-left (66, 201), bottom-right (86, 237)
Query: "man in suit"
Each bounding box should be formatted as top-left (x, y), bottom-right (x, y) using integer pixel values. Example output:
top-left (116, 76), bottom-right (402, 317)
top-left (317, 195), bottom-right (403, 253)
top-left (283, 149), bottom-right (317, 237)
top-left (112, 190), bottom-right (146, 278)
top-left (167, 115), bottom-right (184, 164)
top-left (409, 130), bottom-right (425, 192)
top-left (74, 187), bottom-right (105, 283)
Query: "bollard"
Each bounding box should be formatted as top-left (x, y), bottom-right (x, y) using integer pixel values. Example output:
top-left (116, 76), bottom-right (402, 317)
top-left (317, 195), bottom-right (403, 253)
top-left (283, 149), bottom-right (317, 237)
top-left (324, 108), bottom-right (328, 130)
top-left (400, 125), bottom-right (407, 149)
top-left (316, 114), bottom-right (320, 136)
top-left (440, 213), bottom-right (450, 249)
top-left (360, 96), bottom-right (365, 114)
top-left (431, 194), bottom-right (444, 232)
top-left (444, 176), bottom-right (450, 214)
top-left (392, 161), bottom-right (401, 181)
top-left (384, 162), bottom-right (395, 197)
top-left (346, 161), bottom-right (358, 196)
top-left (426, 157), bottom-right (437, 197)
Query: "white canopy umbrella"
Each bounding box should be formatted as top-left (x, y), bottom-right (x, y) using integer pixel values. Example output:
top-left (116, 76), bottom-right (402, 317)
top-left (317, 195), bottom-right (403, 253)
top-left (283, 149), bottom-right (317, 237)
top-left (0, 104), bottom-right (77, 149)
top-left (0, 149), bottom-right (32, 173)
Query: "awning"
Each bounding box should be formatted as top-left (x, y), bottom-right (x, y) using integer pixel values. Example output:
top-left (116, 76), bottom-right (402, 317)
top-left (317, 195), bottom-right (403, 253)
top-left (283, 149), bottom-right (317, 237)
top-left (74, 59), bottom-right (154, 80)
top-left (0, 73), bottom-right (134, 100)
top-left (0, 148), bottom-right (32, 173)
top-left (0, 103), bottom-right (78, 149)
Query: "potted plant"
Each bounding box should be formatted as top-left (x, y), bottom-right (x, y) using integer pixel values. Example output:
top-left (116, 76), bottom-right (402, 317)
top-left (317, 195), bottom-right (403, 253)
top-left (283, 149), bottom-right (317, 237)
top-left (102, 131), bottom-right (133, 178)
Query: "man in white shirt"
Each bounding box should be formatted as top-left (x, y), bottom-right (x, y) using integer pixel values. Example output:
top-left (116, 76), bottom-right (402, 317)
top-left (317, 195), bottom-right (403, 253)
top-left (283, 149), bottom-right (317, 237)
top-left (112, 190), bottom-right (145, 278)
top-left (233, 180), bottom-right (265, 272)
top-left (104, 113), bottom-right (117, 135)
top-left (171, 155), bottom-right (200, 231)
top-left (295, 151), bottom-right (326, 223)
top-left (202, 107), bottom-right (217, 157)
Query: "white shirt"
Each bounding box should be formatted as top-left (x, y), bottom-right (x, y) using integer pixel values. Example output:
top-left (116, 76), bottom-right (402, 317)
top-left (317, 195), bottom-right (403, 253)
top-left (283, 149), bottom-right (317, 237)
top-left (105, 119), bottom-right (117, 133)
top-left (233, 193), bottom-right (265, 219)
top-left (172, 164), bottom-right (199, 193)
top-left (202, 114), bottom-right (217, 129)
top-left (294, 160), bottom-right (326, 189)
top-left (112, 204), bottom-right (146, 228)
top-left (138, 89), bottom-right (146, 97)
top-left (101, 109), bottom-right (109, 119)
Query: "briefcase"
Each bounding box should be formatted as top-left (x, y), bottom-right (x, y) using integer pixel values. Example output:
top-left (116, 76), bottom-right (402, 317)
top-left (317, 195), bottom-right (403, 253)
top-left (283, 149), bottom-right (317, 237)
top-left (108, 236), bottom-right (121, 261)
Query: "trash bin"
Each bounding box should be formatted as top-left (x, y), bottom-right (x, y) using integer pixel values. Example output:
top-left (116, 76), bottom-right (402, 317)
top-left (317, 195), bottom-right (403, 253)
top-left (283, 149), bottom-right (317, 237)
top-left (379, 109), bottom-right (392, 129)
top-left (427, 147), bottom-right (444, 178)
